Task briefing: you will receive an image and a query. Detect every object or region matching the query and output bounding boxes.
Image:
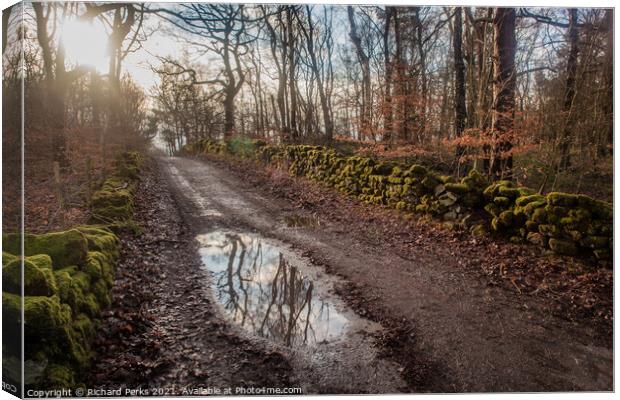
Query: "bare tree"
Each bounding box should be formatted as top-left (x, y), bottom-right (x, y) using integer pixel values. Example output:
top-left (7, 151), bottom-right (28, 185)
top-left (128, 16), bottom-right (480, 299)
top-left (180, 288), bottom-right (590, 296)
top-left (558, 8), bottom-right (579, 170)
top-left (489, 8), bottom-right (516, 180)
top-left (348, 6), bottom-right (371, 138)
top-left (453, 7), bottom-right (467, 169)
top-left (156, 4), bottom-right (256, 138)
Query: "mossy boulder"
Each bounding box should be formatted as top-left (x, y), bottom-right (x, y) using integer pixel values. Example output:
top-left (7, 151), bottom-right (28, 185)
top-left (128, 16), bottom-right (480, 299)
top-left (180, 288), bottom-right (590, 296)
top-left (53, 268), bottom-right (96, 317)
top-left (491, 210), bottom-right (514, 231)
top-left (526, 232), bottom-right (547, 247)
top-left (407, 165), bottom-right (427, 177)
top-left (16, 295), bottom-right (72, 334)
top-left (470, 224), bottom-right (488, 236)
top-left (74, 226), bottom-right (119, 255)
top-left (3, 230), bottom-right (88, 269)
top-left (91, 179), bottom-right (133, 209)
top-left (493, 196), bottom-right (511, 208)
top-left (3, 257), bottom-right (57, 296)
top-left (515, 194), bottom-right (545, 207)
top-left (444, 183), bottom-right (469, 195)
top-left (2, 252), bottom-right (19, 267)
top-left (548, 238), bottom-right (578, 256)
top-left (547, 192), bottom-right (580, 207)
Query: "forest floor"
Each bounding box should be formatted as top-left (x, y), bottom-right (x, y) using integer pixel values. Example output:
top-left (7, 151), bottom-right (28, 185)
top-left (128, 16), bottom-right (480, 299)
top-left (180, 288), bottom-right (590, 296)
top-left (90, 150), bottom-right (613, 393)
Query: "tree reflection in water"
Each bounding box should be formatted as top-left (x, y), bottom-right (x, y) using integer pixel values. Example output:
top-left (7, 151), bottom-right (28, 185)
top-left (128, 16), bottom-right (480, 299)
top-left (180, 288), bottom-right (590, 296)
top-left (197, 232), bottom-right (349, 346)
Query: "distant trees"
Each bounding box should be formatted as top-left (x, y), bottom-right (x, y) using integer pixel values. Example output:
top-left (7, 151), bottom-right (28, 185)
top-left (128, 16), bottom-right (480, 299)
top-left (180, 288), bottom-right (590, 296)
top-left (155, 4), bottom-right (255, 138)
top-left (144, 4), bottom-right (612, 184)
top-left (153, 62), bottom-right (221, 153)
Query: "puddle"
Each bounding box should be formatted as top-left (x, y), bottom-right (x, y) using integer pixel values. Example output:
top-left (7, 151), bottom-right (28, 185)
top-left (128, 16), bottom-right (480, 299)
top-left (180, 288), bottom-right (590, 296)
top-left (196, 231), bottom-right (349, 347)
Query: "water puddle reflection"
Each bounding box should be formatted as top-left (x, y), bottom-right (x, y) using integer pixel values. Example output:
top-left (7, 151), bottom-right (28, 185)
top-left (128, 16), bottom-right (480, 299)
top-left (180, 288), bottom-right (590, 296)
top-left (197, 232), bottom-right (349, 347)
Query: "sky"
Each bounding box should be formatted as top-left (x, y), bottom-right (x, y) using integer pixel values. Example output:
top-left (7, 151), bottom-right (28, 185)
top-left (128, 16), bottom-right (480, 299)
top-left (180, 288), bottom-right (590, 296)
top-left (61, 3), bottom-right (354, 93)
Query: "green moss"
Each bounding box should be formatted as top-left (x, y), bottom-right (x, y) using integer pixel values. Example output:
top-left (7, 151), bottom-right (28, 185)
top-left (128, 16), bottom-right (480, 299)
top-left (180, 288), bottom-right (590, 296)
top-left (538, 224), bottom-right (558, 236)
top-left (421, 176), bottom-right (440, 191)
top-left (509, 236), bottom-right (523, 244)
top-left (43, 364), bottom-right (75, 389)
top-left (444, 183), bottom-right (469, 195)
top-left (91, 186), bottom-right (132, 209)
top-left (517, 187), bottom-right (536, 196)
top-left (547, 192), bottom-right (580, 207)
top-left (521, 200), bottom-right (546, 217)
top-left (526, 232), bottom-right (546, 246)
top-left (91, 279), bottom-right (111, 308)
top-left (462, 169), bottom-right (488, 189)
top-left (470, 224), bottom-right (487, 236)
top-left (387, 176), bottom-right (403, 185)
top-left (438, 175), bottom-right (455, 184)
top-left (91, 250), bottom-right (114, 285)
top-left (373, 162), bottom-right (394, 175)
top-left (24, 295), bottom-right (71, 333)
top-left (89, 203), bottom-right (133, 224)
top-left (525, 220), bottom-right (539, 232)
top-left (484, 203), bottom-right (500, 217)
top-left (54, 268), bottom-right (94, 317)
top-left (567, 230), bottom-right (583, 242)
top-left (395, 201), bottom-right (408, 211)
top-left (491, 210), bottom-right (514, 231)
top-left (497, 186), bottom-right (521, 199)
top-left (83, 293), bottom-right (101, 317)
top-left (407, 165), bottom-right (427, 177)
top-left (74, 226), bottom-right (119, 254)
top-left (548, 238), bottom-right (578, 256)
top-left (72, 313), bottom-right (96, 343)
top-left (2, 252), bottom-right (19, 267)
top-left (27, 254), bottom-right (53, 270)
top-left (3, 292), bottom-right (22, 326)
top-left (3, 230), bottom-right (89, 269)
top-left (3, 258), bottom-right (57, 296)
top-left (531, 208), bottom-right (549, 224)
top-left (493, 196), bottom-right (511, 207)
top-left (415, 204), bottom-right (428, 213)
top-left (515, 194), bottom-right (545, 207)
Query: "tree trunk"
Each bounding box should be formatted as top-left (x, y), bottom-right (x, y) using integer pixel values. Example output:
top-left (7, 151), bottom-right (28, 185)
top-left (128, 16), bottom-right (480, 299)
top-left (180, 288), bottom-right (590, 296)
top-left (224, 92), bottom-right (235, 139)
top-left (383, 7), bottom-right (394, 142)
top-left (394, 8), bottom-right (406, 141)
top-left (559, 8), bottom-right (579, 170)
top-left (489, 8), bottom-right (516, 180)
top-left (453, 7), bottom-right (467, 166)
top-left (602, 9), bottom-right (613, 156)
top-left (348, 6), bottom-right (372, 139)
top-left (414, 8), bottom-right (428, 141)
top-left (286, 8), bottom-right (299, 140)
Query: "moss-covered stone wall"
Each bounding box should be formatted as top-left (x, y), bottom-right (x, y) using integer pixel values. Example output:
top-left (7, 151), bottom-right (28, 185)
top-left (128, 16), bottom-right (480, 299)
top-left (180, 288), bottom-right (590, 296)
top-left (1, 152), bottom-right (141, 390)
top-left (186, 139), bottom-right (612, 264)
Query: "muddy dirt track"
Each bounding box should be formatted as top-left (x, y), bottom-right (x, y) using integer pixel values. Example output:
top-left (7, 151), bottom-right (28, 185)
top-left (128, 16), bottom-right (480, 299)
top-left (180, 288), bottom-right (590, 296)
top-left (91, 152), bottom-right (613, 394)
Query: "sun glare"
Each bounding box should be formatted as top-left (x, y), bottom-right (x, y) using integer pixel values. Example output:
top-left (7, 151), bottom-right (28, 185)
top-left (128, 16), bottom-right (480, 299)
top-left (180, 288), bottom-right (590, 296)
top-left (61, 18), bottom-right (109, 72)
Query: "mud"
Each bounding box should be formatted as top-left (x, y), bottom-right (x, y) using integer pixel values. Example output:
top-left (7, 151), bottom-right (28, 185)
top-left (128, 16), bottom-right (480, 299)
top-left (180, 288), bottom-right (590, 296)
top-left (158, 153), bottom-right (613, 393)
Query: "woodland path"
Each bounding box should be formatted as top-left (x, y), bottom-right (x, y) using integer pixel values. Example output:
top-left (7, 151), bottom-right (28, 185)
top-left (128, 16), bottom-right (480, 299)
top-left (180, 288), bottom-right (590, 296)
top-left (157, 153), bottom-right (613, 393)
top-left (91, 152), bottom-right (612, 394)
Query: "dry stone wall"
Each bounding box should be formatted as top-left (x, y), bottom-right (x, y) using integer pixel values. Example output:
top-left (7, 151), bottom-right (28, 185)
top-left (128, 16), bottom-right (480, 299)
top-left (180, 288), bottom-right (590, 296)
top-left (2, 152), bottom-right (141, 389)
top-left (187, 139), bottom-right (612, 264)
